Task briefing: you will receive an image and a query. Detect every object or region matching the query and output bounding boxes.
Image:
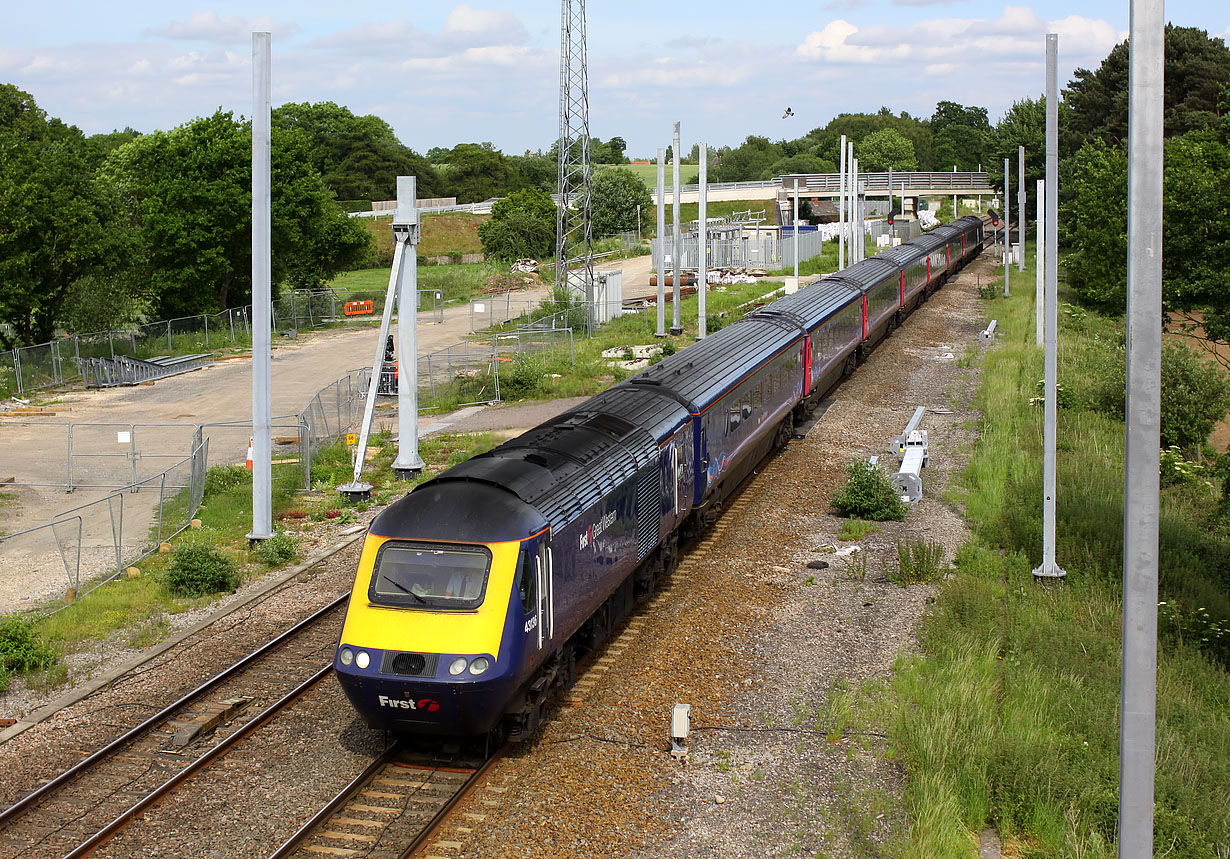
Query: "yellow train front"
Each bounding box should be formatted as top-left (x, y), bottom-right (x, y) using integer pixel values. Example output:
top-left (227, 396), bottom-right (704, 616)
top-left (334, 478), bottom-right (551, 738)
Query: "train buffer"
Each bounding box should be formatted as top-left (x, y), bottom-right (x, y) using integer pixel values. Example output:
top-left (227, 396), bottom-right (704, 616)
top-left (889, 406), bottom-right (929, 504)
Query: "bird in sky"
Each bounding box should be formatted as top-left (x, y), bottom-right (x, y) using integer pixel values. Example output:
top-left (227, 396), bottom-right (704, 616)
top-left (782, 107), bottom-right (794, 119)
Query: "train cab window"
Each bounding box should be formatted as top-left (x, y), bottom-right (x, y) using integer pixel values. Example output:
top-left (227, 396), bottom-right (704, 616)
top-left (369, 542), bottom-right (491, 610)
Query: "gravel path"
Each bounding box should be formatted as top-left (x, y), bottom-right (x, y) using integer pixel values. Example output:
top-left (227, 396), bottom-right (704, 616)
top-left (0, 252), bottom-right (996, 857)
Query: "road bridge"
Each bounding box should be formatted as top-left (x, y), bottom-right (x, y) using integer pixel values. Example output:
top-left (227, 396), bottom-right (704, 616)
top-left (650, 172), bottom-right (993, 205)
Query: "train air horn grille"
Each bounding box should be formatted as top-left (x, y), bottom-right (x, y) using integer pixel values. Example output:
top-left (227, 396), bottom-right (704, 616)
top-left (382, 651), bottom-right (438, 676)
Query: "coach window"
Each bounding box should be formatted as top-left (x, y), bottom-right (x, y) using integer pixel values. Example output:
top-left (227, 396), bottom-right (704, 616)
top-left (728, 405), bottom-right (741, 435)
top-left (517, 548), bottom-right (534, 613)
top-left (753, 384), bottom-right (763, 410)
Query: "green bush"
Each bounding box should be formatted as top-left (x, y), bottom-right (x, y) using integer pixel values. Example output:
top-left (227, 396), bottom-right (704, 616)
top-left (204, 465), bottom-right (251, 498)
top-left (254, 532), bottom-right (298, 567)
top-left (0, 615), bottom-right (57, 689)
top-left (498, 354), bottom-right (547, 400)
top-left (831, 460), bottom-right (908, 521)
top-left (1082, 342), bottom-right (1230, 449)
top-left (165, 543), bottom-right (240, 597)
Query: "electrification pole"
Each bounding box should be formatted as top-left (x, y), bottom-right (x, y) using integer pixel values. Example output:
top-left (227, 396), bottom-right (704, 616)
top-left (1017, 145), bottom-right (1026, 271)
top-left (249, 31), bottom-right (273, 544)
top-left (1033, 34), bottom-right (1065, 582)
top-left (1119, 2), bottom-right (1164, 853)
top-left (671, 121), bottom-right (683, 335)
top-left (655, 148), bottom-right (666, 338)
top-left (699, 142), bottom-right (708, 338)
top-left (839, 135), bottom-right (847, 269)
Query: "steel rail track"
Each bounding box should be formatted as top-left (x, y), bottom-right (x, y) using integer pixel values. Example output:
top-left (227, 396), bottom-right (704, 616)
top-left (268, 744), bottom-right (504, 859)
top-left (0, 594), bottom-right (349, 858)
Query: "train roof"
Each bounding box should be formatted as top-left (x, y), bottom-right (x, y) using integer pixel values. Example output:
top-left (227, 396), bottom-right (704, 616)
top-left (561, 383), bottom-right (691, 443)
top-left (824, 257), bottom-right (899, 290)
top-left (749, 280), bottom-right (862, 331)
top-left (629, 315), bottom-right (801, 414)
top-left (387, 402), bottom-right (662, 538)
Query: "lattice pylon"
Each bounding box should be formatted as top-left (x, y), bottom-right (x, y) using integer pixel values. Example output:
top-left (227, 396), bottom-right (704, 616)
top-left (555, 0), bottom-right (593, 329)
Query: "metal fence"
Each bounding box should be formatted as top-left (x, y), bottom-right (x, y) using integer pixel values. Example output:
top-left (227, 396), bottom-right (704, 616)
top-left (3, 291), bottom-right (444, 397)
top-left (0, 437), bottom-right (209, 614)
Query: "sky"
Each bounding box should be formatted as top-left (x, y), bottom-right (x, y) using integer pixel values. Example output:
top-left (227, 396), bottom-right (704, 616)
top-left (3, 1), bottom-right (1228, 158)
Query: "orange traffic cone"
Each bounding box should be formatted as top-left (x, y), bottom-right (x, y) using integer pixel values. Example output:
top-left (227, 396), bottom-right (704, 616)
top-left (245, 437), bottom-right (254, 470)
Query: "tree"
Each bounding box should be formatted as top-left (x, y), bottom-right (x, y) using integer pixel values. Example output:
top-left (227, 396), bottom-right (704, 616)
top-left (477, 187), bottom-right (557, 260)
top-left (439, 143), bottom-right (516, 203)
top-left (0, 85), bottom-right (130, 346)
top-left (1060, 130), bottom-right (1230, 360)
top-left (857, 128), bottom-right (918, 171)
top-left (1057, 138), bottom-right (1128, 310)
top-left (708, 136), bottom-right (785, 182)
top-left (105, 110), bottom-right (370, 317)
top-left (931, 101), bottom-right (990, 171)
top-left (1064, 25), bottom-right (1230, 152)
top-left (985, 97), bottom-right (1048, 228)
top-left (590, 168), bottom-right (652, 238)
top-left (273, 101), bottom-right (441, 200)
top-left (768, 153), bottom-right (838, 177)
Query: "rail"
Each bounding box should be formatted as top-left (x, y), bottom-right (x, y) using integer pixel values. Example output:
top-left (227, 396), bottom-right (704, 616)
top-left (0, 595), bottom-right (350, 856)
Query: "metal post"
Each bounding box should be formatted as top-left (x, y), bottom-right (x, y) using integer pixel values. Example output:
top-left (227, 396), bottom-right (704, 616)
top-left (1119, 4), bottom-right (1163, 854)
top-left (839, 135), bottom-right (847, 270)
top-left (248, 31), bottom-right (274, 542)
top-left (1003, 157), bottom-right (1011, 298)
top-left (1033, 37), bottom-right (1066, 580)
top-left (670, 122), bottom-right (683, 335)
top-left (167, 320), bottom-right (172, 351)
top-left (698, 142), bottom-right (708, 339)
top-left (656, 147), bottom-right (666, 338)
top-left (1036, 179), bottom-right (1045, 347)
top-left (393, 176), bottom-right (425, 479)
top-left (1017, 144), bottom-right (1026, 271)
top-left (793, 178), bottom-right (800, 282)
top-left (850, 146), bottom-right (858, 263)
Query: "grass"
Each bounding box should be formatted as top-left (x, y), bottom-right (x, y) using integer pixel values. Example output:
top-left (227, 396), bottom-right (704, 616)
top-left (879, 242), bottom-right (1230, 856)
top-left (356, 211), bottom-right (488, 262)
top-left (838, 519), bottom-right (879, 541)
top-left (328, 261), bottom-right (514, 305)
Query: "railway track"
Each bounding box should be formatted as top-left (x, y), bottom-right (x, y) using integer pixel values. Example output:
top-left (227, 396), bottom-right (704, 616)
top-left (0, 596), bottom-right (348, 859)
top-left (271, 743), bottom-right (500, 859)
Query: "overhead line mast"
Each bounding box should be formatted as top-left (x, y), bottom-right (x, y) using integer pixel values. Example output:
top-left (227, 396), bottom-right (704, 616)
top-left (556, 0), bottom-right (594, 332)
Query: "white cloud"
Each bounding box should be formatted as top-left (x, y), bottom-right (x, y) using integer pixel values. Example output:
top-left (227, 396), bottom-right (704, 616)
top-left (143, 12), bottom-right (289, 45)
top-left (440, 6), bottom-right (528, 46)
top-left (796, 6), bottom-right (1124, 71)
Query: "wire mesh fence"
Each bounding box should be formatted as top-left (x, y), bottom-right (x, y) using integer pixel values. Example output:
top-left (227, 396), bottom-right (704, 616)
top-left (0, 437), bottom-right (209, 615)
top-left (2, 291), bottom-right (444, 397)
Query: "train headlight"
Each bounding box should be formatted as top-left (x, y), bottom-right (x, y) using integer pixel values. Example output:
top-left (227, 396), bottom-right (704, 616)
top-left (448, 657), bottom-right (468, 676)
top-left (356, 651), bottom-right (371, 669)
top-left (469, 656), bottom-right (491, 676)
top-left (339, 647), bottom-right (354, 666)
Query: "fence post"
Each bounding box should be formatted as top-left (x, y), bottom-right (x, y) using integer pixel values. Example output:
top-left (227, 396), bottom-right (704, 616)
top-left (67, 423), bottom-right (74, 491)
top-left (167, 320), bottom-right (173, 351)
top-left (204, 313), bottom-right (209, 347)
top-left (230, 309), bottom-right (236, 342)
top-left (74, 336), bottom-right (81, 383)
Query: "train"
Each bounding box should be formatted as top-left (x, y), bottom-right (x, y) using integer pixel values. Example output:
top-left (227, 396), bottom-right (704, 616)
top-left (333, 215), bottom-right (986, 741)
